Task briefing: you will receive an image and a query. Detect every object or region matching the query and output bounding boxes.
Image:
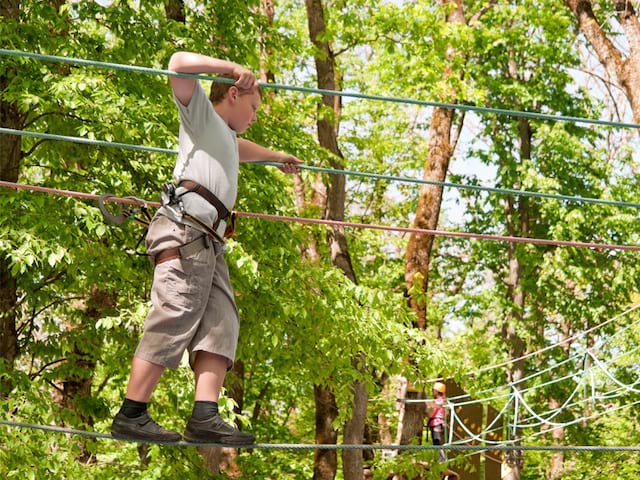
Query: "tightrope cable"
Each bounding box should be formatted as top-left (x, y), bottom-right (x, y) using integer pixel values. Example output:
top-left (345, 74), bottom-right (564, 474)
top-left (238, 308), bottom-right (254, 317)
top-left (0, 127), bottom-right (175, 155)
top-left (2, 419), bottom-right (640, 452)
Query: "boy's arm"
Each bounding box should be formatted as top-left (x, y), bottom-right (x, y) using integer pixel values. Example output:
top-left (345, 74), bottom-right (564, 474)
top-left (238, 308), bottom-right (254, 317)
top-left (168, 51), bottom-right (255, 106)
top-left (238, 138), bottom-right (302, 174)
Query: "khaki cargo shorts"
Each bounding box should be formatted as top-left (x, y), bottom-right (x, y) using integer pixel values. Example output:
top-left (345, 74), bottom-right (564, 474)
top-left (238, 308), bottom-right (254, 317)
top-left (134, 214), bottom-right (239, 370)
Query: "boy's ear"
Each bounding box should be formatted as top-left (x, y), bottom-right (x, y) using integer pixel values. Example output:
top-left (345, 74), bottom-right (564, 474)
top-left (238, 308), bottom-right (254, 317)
top-left (228, 85), bottom-right (239, 102)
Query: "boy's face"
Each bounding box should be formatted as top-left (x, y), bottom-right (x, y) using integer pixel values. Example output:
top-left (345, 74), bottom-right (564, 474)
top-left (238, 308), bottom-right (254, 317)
top-left (229, 88), bottom-right (261, 134)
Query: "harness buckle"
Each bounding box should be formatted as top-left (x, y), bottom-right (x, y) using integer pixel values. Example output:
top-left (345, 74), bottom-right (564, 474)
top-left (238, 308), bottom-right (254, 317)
top-left (160, 183), bottom-right (177, 207)
top-left (160, 182), bottom-right (185, 219)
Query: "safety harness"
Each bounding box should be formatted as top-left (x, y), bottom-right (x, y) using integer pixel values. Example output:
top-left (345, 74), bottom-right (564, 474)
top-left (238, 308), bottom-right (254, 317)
top-left (163, 180), bottom-right (230, 232)
top-left (98, 179), bottom-right (235, 265)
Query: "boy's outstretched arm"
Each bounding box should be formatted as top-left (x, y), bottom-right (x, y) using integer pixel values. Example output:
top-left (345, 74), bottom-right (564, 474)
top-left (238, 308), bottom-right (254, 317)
top-left (168, 51), bottom-right (255, 106)
top-left (238, 138), bottom-right (302, 174)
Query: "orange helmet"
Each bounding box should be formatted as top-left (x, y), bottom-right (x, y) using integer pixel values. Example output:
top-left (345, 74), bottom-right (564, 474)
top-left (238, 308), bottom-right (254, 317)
top-left (433, 382), bottom-right (446, 394)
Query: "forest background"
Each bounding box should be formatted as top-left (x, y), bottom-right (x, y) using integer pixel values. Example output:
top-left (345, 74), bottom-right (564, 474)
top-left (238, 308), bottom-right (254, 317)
top-left (2, 1), bottom-right (640, 479)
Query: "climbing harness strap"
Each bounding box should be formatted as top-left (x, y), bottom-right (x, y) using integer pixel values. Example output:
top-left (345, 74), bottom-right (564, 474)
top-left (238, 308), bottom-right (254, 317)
top-left (177, 179), bottom-right (230, 230)
top-left (161, 179), bottom-right (235, 237)
top-left (152, 234), bottom-right (212, 265)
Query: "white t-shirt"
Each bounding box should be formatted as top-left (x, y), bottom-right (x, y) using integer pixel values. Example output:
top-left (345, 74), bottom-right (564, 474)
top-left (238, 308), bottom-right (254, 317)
top-left (158, 82), bottom-right (239, 237)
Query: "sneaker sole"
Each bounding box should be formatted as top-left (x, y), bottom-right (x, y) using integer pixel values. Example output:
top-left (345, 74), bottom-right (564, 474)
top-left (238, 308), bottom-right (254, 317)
top-left (111, 427), bottom-right (182, 443)
top-left (183, 431), bottom-right (255, 445)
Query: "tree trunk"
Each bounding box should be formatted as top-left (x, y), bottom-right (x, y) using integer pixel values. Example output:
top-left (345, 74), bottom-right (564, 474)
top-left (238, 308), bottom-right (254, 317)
top-left (399, 0), bottom-right (465, 454)
top-left (0, 0), bottom-right (22, 399)
top-left (342, 356), bottom-right (368, 480)
top-left (548, 398), bottom-right (564, 480)
top-left (404, 0), bottom-right (465, 329)
top-left (548, 318), bottom-right (571, 479)
top-left (305, 2), bottom-right (367, 478)
top-left (564, 0), bottom-right (640, 123)
top-left (397, 390), bottom-right (427, 445)
top-left (164, 0), bottom-right (185, 23)
top-left (500, 117), bottom-right (531, 480)
top-left (404, 105), bottom-right (455, 329)
top-left (259, 0), bottom-right (276, 85)
top-left (304, 0), bottom-right (357, 284)
top-left (501, 277), bottom-right (525, 480)
top-left (313, 384), bottom-right (339, 480)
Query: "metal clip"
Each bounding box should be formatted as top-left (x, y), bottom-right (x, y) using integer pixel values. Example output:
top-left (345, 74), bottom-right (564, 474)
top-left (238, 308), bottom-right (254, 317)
top-left (98, 194), bottom-right (127, 225)
top-left (160, 183), bottom-right (177, 207)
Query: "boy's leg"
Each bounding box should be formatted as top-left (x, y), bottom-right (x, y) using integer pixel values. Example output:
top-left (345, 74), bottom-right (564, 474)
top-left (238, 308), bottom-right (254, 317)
top-left (193, 351), bottom-right (227, 401)
top-left (126, 356), bottom-right (165, 401)
top-left (183, 351), bottom-right (255, 445)
top-left (110, 357), bottom-right (181, 442)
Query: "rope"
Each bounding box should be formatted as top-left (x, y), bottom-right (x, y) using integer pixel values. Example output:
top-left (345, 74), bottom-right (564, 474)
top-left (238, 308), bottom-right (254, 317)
top-left (3, 48), bottom-right (640, 130)
top-left (414, 323), bottom-right (640, 417)
top-left (405, 317), bottom-right (640, 443)
top-left (421, 349), bottom-right (640, 442)
top-left (405, 302), bottom-right (640, 405)
top-left (4, 125), bottom-right (640, 211)
top-left (587, 350), bottom-right (640, 395)
top-left (254, 162), bottom-right (640, 210)
top-left (444, 302), bottom-right (640, 391)
top-left (2, 180), bottom-right (640, 251)
top-left (2, 419), bottom-right (640, 452)
top-left (450, 350), bottom-right (640, 441)
top-left (0, 127), bottom-right (175, 155)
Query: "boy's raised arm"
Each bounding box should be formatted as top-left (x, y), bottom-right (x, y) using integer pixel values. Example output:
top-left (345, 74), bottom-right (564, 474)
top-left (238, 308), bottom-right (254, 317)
top-left (168, 51), bottom-right (255, 106)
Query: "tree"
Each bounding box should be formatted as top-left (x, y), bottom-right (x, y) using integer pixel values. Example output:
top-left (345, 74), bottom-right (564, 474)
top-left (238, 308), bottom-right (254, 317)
top-left (565, 0), bottom-right (640, 124)
top-left (5, 2), bottom-right (640, 479)
top-left (0, 0), bottom-right (21, 399)
top-left (304, 0), bottom-right (367, 477)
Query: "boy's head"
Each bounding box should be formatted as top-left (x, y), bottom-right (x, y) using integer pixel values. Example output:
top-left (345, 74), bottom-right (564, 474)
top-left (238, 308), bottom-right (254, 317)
top-left (210, 74), bottom-right (262, 134)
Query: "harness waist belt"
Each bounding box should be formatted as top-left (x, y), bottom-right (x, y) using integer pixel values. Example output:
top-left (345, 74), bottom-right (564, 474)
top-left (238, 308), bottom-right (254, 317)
top-left (153, 235), bottom-right (209, 265)
top-left (178, 180), bottom-right (230, 223)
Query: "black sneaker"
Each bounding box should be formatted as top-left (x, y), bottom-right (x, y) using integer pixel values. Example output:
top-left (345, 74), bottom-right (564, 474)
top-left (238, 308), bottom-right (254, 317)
top-left (111, 411), bottom-right (182, 443)
top-left (184, 414), bottom-right (256, 445)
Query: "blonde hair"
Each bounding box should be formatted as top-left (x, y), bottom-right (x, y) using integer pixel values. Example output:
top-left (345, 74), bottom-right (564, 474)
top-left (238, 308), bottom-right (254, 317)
top-left (209, 74), bottom-right (261, 105)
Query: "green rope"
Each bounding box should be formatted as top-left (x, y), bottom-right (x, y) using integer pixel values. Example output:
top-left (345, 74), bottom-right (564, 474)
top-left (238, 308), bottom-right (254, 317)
top-left (254, 161), bottom-right (640, 209)
top-left (3, 126), bottom-right (640, 210)
top-left (2, 48), bottom-right (640, 130)
top-left (0, 127), bottom-right (174, 155)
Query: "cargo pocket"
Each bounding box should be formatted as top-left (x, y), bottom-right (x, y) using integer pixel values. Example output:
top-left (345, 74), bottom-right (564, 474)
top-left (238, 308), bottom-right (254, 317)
top-left (153, 260), bottom-right (195, 310)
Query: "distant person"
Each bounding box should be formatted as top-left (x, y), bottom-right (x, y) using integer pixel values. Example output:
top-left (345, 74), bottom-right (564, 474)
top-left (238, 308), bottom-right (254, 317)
top-left (426, 381), bottom-right (447, 463)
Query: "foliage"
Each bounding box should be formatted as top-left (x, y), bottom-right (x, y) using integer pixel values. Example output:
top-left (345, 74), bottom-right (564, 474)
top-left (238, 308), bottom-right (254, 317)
top-left (2, 1), bottom-right (640, 479)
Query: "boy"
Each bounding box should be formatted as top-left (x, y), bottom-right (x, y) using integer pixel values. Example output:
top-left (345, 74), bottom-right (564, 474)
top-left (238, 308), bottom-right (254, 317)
top-left (110, 51), bottom-right (301, 444)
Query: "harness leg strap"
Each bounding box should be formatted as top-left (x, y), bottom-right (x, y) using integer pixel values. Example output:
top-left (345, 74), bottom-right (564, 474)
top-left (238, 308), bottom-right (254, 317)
top-left (153, 235), bottom-right (210, 265)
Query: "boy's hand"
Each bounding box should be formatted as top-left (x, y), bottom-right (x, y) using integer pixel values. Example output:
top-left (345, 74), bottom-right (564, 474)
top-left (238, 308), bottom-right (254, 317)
top-left (232, 66), bottom-right (257, 90)
top-left (278, 154), bottom-right (303, 174)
